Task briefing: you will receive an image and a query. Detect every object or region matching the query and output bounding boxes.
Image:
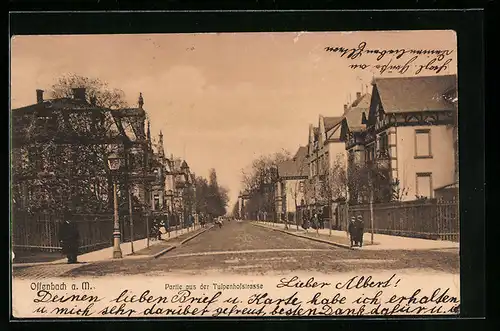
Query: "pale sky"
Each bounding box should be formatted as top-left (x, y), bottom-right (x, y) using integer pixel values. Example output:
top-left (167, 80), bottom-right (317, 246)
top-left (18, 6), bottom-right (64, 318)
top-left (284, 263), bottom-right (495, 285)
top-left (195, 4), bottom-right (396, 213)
top-left (10, 31), bottom-right (457, 208)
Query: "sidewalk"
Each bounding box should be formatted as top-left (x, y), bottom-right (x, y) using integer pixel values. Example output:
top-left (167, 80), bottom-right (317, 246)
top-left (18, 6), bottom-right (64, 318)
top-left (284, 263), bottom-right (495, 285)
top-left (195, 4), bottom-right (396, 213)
top-left (12, 224), bottom-right (203, 268)
top-left (254, 221), bottom-right (459, 251)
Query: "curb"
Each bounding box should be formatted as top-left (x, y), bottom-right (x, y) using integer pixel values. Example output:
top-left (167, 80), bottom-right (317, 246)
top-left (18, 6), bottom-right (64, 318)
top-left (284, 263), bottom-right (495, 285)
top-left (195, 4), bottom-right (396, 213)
top-left (12, 259), bottom-right (68, 269)
top-left (152, 245), bottom-right (178, 259)
top-left (153, 225), bottom-right (214, 259)
top-left (180, 225), bottom-right (214, 245)
top-left (252, 222), bottom-right (354, 250)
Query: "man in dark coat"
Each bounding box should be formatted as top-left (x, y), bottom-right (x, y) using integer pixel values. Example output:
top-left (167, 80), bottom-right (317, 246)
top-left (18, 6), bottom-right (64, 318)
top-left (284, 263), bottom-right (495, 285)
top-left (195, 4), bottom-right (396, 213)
top-left (348, 216), bottom-right (357, 247)
top-left (311, 212), bottom-right (319, 230)
top-left (355, 215), bottom-right (365, 247)
top-left (319, 213), bottom-right (325, 229)
top-left (59, 211), bottom-right (80, 264)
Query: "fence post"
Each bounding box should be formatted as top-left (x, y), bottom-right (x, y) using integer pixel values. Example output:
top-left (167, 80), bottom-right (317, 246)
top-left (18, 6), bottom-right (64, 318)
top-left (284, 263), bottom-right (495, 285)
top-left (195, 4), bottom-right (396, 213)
top-left (128, 189), bottom-right (134, 254)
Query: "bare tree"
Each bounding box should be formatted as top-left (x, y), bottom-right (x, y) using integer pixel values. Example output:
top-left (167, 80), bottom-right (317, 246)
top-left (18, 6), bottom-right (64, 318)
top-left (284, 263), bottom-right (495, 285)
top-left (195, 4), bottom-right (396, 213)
top-left (240, 150), bottom-right (291, 220)
top-left (391, 179), bottom-right (409, 201)
top-left (50, 73), bottom-right (128, 109)
top-left (318, 154), bottom-right (349, 234)
top-left (289, 159), bottom-right (308, 231)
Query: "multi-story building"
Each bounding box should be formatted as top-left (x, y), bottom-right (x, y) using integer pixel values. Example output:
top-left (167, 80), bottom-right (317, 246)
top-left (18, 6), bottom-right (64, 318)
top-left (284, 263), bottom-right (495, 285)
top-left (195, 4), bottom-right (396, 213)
top-left (11, 87), bottom-right (154, 213)
top-left (275, 146), bottom-right (308, 223)
top-left (11, 87), bottom-right (157, 251)
top-left (339, 93), bottom-right (372, 169)
top-left (304, 92), bottom-right (370, 215)
top-left (149, 128), bottom-right (195, 227)
top-left (341, 74), bottom-right (457, 202)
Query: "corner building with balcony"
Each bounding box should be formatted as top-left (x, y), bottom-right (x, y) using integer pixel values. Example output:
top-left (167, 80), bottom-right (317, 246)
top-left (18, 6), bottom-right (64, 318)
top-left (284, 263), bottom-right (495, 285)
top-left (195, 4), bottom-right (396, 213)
top-left (347, 75), bottom-right (458, 201)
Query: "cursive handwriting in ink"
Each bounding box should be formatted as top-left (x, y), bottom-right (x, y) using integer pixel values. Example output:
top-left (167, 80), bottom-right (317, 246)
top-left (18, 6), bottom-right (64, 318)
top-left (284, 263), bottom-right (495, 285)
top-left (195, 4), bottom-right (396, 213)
top-left (335, 274), bottom-right (397, 290)
top-left (325, 41), bottom-right (454, 62)
top-left (415, 58), bottom-right (452, 75)
top-left (110, 289), bottom-right (169, 304)
top-left (277, 276), bottom-right (331, 289)
top-left (33, 290), bottom-right (101, 304)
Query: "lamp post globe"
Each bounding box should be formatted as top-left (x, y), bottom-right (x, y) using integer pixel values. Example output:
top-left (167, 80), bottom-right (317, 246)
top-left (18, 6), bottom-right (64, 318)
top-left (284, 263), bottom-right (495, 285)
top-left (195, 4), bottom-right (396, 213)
top-left (107, 152), bottom-right (123, 171)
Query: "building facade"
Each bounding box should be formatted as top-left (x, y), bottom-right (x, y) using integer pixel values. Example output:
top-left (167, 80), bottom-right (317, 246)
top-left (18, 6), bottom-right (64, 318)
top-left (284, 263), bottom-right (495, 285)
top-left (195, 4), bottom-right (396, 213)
top-left (149, 131), bottom-right (196, 227)
top-left (11, 87), bottom-right (160, 252)
top-left (302, 92), bottom-right (370, 219)
top-left (341, 75), bottom-right (458, 202)
top-left (275, 146), bottom-right (308, 224)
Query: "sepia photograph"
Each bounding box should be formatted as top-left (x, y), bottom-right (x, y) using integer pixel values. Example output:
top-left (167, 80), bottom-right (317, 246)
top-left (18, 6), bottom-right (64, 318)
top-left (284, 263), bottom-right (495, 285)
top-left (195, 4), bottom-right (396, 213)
top-left (10, 30), bottom-right (460, 318)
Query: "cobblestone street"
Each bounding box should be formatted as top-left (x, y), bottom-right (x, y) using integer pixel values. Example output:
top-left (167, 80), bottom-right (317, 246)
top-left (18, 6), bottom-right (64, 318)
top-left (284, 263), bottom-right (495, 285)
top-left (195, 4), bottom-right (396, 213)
top-left (11, 220), bottom-right (460, 278)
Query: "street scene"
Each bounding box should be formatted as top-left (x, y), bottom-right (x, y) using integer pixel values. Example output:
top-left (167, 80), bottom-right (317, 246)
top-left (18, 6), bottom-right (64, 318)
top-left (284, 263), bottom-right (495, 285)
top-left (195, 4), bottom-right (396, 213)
top-left (13, 220), bottom-right (458, 279)
top-left (10, 31), bottom-right (459, 317)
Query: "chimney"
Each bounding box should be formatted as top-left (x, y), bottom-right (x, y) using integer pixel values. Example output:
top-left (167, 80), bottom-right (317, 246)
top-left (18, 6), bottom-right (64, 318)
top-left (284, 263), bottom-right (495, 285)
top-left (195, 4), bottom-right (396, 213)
top-left (72, 87), bottom-right (86, 101)
top-left (36, 89), bottom-right (44, 103)
top-left (138, 92), bottom-right (144, 109)
top-left (356, 92), bottom-right (361, 99)
top-left (344, 104), bottom-right (348, 114)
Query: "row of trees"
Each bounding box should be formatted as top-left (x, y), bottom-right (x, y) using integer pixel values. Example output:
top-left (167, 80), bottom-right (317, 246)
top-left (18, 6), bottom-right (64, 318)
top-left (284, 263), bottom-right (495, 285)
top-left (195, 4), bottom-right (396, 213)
top-left (237, 150), bottom-right (291, 219)
top-left (316, 155), bottom-right (409, 207)
top-left (234, 147), bottom-right (410, 222)
top-left (194, 168), bottom-right (229, 218)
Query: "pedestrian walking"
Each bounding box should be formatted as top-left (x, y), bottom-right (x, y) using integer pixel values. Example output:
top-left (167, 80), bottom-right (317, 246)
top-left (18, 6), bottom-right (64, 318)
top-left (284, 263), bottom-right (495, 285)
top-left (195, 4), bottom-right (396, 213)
top-left (152, 218), bottom-right (162, 241)
top-left (356, 215), bottom-right (365, 247)
top-left (59, 210), bottom-right (80, 264)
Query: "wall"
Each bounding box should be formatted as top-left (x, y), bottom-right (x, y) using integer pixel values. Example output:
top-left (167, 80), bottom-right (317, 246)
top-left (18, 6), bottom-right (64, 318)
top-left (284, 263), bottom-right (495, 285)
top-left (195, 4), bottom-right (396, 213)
top-left (284, 178), bottom-right (304, 213)
top-left (395, 125), bottom-right (455, 201)
top-left (326, 141), bottom-right (348, 171)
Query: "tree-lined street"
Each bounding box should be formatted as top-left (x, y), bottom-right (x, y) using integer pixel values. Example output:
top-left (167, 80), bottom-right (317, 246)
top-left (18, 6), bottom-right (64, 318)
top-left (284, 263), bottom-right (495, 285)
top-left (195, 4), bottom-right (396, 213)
top-left (13, 220), bottom-right (458, 279)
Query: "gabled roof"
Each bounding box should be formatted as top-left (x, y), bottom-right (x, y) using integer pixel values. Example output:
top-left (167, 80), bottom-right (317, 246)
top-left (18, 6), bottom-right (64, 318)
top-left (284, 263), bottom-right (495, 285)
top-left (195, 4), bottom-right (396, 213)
top-left (277, 146), bottom-right (308, 178)
top-left (338, 93), bottom-right (371, 134)
top-left (293, 146), bottom-right (308, 161)
top-left (324, 116), bottom-right (342, 132)
top-left (350, 93), bottom-right (371, 109)
top-left (118, 108), bottom-right (146, 117)
top-left (374, 74), bottom-right (457, 113)
top-left (12, 97), bottom-right (105, 115)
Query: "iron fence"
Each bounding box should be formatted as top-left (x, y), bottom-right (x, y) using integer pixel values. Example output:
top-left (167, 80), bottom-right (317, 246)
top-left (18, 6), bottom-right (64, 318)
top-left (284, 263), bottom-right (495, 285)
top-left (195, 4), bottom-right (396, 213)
top-left (11, 211), bottom-right (152, 254)
top-left (337, 197), bottom-right (459, 242)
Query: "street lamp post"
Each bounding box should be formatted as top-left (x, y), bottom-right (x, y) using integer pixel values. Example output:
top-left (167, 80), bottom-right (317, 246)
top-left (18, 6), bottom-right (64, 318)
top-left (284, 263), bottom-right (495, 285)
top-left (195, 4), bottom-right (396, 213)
top-left (167, 189), bottom-right (174, 237)
top-left (108, 152), bottom-right (124, 259)
top-left (128, 188), bottom-right (135, 254)
top-left (368, 168), bottom-right (375, 245)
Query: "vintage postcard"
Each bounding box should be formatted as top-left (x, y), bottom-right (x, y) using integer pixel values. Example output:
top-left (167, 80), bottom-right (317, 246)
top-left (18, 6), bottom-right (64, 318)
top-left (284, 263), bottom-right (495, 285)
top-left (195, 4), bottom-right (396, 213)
top-left (10, 30), bottom-right (459, 318)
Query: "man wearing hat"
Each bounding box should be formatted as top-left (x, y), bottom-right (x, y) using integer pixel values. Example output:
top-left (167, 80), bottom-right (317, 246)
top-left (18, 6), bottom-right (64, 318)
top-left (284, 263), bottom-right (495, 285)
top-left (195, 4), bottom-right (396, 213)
top-left (58, 209), bottom-right (80, 264)
top-left (348, 216), bottom-right (357, 247)
top-left (355, 215), bottom-right (365, 247)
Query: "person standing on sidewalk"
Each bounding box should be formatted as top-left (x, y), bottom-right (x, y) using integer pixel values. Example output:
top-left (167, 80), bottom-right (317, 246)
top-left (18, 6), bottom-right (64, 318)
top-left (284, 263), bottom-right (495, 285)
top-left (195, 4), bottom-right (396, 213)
top-left (59, 210), bottom-right (80, 264)
top-left (356, 215), bottom-right (365, 247)
top-left (348, 216), bottom-right (357, 247)
top-left (301, 211), bottom-right (310, 232)
top-left (319, 212), bottom-right (325, 229)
